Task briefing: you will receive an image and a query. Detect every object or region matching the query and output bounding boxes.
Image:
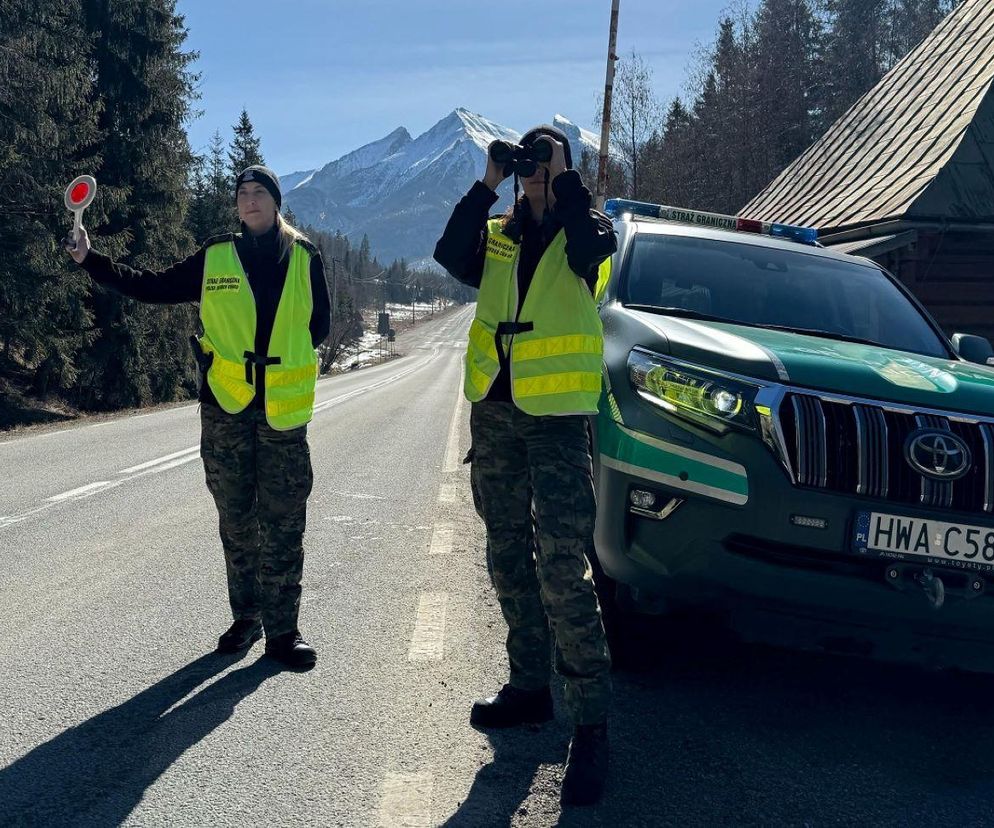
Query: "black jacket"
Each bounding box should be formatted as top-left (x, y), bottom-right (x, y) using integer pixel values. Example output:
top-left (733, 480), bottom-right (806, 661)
top-left (80, 224), bottom-right (332, 409)
top-left (433, 169), bottom-right (617, 401)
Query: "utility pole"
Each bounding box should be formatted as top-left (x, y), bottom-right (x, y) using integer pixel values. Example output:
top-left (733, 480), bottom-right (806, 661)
top-left (596, 0), bottom-right (620, 211)
top-left (330, 257), bottom-right (338, 334)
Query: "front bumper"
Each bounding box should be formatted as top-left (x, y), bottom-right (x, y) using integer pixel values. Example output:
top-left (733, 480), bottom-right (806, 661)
top-left (593, 414), bottom-right (994, 660)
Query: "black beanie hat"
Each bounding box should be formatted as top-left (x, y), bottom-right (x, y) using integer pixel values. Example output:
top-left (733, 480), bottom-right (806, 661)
top-left (520, 124), bottom-right (574, 169)
top-left (235, 165), bottom-right (282, 209)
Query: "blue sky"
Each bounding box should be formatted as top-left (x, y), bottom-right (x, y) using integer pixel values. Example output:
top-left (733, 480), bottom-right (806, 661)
top-left (178, 0), bottom-right (741, 175)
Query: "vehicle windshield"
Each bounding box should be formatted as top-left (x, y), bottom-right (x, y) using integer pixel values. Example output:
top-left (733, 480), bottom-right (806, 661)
top-left (621, 234), bottom-right (951, 358)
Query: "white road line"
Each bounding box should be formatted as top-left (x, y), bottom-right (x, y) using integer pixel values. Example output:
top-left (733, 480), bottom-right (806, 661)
top-left (442, 372), bottom-right (466, 473)
top-left (330, 490), bottom-right (385, 501)
top-left (3, 449), bottom-right (200, 531)
top-left (428, 523), bottom-right (454, 555)
top-left (378, 772), bottom-right (433, 828)
top-left (151, 454), bottom-right (202, 474)
top-left (3, 349), bottom-right (444, 532)
top-left (0, 427), bottom-right (75, 446)
top-left (437, 483), bottom-right (458, 505)
top-left (119, 445), bottom-right (199, 475)
top-left (312, 350), bottom-right (439, 415)
top-left (0, 403), bottom-right (198, 447)
top-left (0, 504), bottom-right (61, 529)
top-left (47, 481), bottom-right (115, 502)
top-left (0, 503), bottom-right (43, 529)
top-left (408, 593), bottom-right (448, 662)
top-left (0, 334), bottom-right (452, 450)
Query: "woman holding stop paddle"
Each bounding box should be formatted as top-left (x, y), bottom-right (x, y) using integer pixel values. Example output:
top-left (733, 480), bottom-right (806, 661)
top-left (65, 166), bottom-right (330, 670)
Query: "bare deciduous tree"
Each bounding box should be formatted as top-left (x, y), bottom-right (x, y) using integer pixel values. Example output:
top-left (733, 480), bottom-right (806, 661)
top-left (598, 51), bottom-right (662, 199)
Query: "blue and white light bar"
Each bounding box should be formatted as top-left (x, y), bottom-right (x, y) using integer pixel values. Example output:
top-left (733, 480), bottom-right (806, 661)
top-left (603, 198), bottom-right (819, 245)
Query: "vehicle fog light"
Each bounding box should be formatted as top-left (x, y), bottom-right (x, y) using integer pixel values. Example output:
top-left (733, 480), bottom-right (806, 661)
top-left (791, 514), bottom-right (828, 529)
top-left (710, 389), bottom-right (741, 416)
top-left (629, 489), bottom-right (657, 510)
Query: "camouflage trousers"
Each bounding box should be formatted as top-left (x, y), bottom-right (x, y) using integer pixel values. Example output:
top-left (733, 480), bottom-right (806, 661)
top-left (200, 404), bottom-right (313, 638)
top-left (470, 401), bottom-right (611, 725)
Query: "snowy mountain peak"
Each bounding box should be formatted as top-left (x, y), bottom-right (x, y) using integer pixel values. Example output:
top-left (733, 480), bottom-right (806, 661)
top-left (433, 108), bottom-right (519, 151)
top-left (283, 168), bottom-right (317, 192)
top-left (283, 108), bottom-right (600, 264)
top-left (321, 126), bottom-right (413, 179)
top-left (552, 113), bottom-right (601, 158)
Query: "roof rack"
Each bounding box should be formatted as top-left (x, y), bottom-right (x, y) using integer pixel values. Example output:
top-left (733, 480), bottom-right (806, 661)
top-left (603, 198), bottom-right (820, 246)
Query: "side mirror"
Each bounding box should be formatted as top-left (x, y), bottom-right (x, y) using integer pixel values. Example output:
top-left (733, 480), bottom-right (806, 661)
top-left (951, 333), bottom-right (994, 365)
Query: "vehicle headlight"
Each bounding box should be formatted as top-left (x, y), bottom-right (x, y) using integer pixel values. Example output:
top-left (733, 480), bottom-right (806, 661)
top-left (628, 349), bottom-right (761, 432)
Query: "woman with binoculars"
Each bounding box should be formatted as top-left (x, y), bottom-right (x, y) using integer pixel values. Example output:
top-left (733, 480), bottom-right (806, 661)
top-left (434, 124), bottom-right (617, 807)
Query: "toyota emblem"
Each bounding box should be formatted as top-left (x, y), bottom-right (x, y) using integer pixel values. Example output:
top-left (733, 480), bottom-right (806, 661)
top-left (904, 429), bottom-right (972, 481)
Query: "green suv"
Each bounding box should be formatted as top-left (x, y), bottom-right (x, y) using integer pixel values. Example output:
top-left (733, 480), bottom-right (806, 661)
top-left (594, 199), bottom-right (994, 667)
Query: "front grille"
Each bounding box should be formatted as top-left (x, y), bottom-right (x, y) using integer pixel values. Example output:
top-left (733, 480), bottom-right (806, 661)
top-left (778, 392), bottom-right (994, 515)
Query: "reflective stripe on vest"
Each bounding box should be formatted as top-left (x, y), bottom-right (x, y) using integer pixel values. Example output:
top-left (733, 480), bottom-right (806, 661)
top-left (464, 218), bottom-right (606, 415)
top-left (199, 240), bottom-right (317, 430)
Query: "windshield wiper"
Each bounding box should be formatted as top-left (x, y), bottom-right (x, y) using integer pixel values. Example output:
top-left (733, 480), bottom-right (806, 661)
top-left (749, 323), bottom-right (887, 348)
top-left (623, 304), bottom-right (738, 324)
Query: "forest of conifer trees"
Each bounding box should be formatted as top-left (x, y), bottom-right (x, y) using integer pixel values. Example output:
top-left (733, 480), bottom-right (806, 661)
top-left (611, 0), bottom-right (958, 213)
top-left (0, 0), bottom-right (453, 424)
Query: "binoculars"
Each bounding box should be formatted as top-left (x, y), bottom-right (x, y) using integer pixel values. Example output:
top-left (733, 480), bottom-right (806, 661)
top-left (489, 139), bottom-right (553, 178)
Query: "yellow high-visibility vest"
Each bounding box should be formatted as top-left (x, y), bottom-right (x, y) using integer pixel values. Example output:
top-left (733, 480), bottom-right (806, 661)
top-left (198, 239), bottom-right (317, 430)
top-left (464, 218), bottom-right (610, 415)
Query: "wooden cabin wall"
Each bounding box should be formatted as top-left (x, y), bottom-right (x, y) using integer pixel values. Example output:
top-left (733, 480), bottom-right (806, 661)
top-left (876, 231), bottom-right (994, 343)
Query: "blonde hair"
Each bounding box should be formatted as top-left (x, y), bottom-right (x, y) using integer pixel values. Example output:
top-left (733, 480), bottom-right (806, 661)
top-left (276, 212), bottom-right (309, 261)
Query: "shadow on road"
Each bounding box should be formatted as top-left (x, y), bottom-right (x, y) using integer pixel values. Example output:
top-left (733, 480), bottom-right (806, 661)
top-left (0, 652), bottom-right (281, 826)
top-left (442, 722), bottom-right (565, 827)
top-left (548, 615), bottom-right (994, 826)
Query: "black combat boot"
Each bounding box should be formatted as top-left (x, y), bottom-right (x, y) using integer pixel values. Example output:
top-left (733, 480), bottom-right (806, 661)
top-left (265, 630), bottom-right (318, 669)
top-left (216, 619), bottom-right (263, 653)
top-left (560, 722), bottom-right (609, 807)
top-left (470, 684), bottom-right (554, 729)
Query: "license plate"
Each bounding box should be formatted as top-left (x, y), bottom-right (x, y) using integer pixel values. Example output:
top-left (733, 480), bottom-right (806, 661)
top-left (854, 512), bottom-right (994, 572)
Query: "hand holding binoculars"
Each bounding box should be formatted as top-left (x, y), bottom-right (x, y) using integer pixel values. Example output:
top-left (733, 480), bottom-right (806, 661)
top-left (488, 138), bottom-right (554, 179)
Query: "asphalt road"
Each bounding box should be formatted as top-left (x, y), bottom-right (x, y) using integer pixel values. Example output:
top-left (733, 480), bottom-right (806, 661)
top-left (3, 304), bottom-right (994, 826)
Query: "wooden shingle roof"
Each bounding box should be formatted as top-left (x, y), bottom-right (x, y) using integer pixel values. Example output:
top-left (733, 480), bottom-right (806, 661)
top-left (742, 0), bottom-right (994, 231)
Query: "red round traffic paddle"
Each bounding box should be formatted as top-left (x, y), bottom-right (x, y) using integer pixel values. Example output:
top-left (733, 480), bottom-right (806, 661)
top-left (64, 175), bottom-right (97, 243)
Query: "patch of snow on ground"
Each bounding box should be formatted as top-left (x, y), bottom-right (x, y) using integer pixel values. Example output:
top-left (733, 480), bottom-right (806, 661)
top-left (327, 300), bottom-right (457, 372)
